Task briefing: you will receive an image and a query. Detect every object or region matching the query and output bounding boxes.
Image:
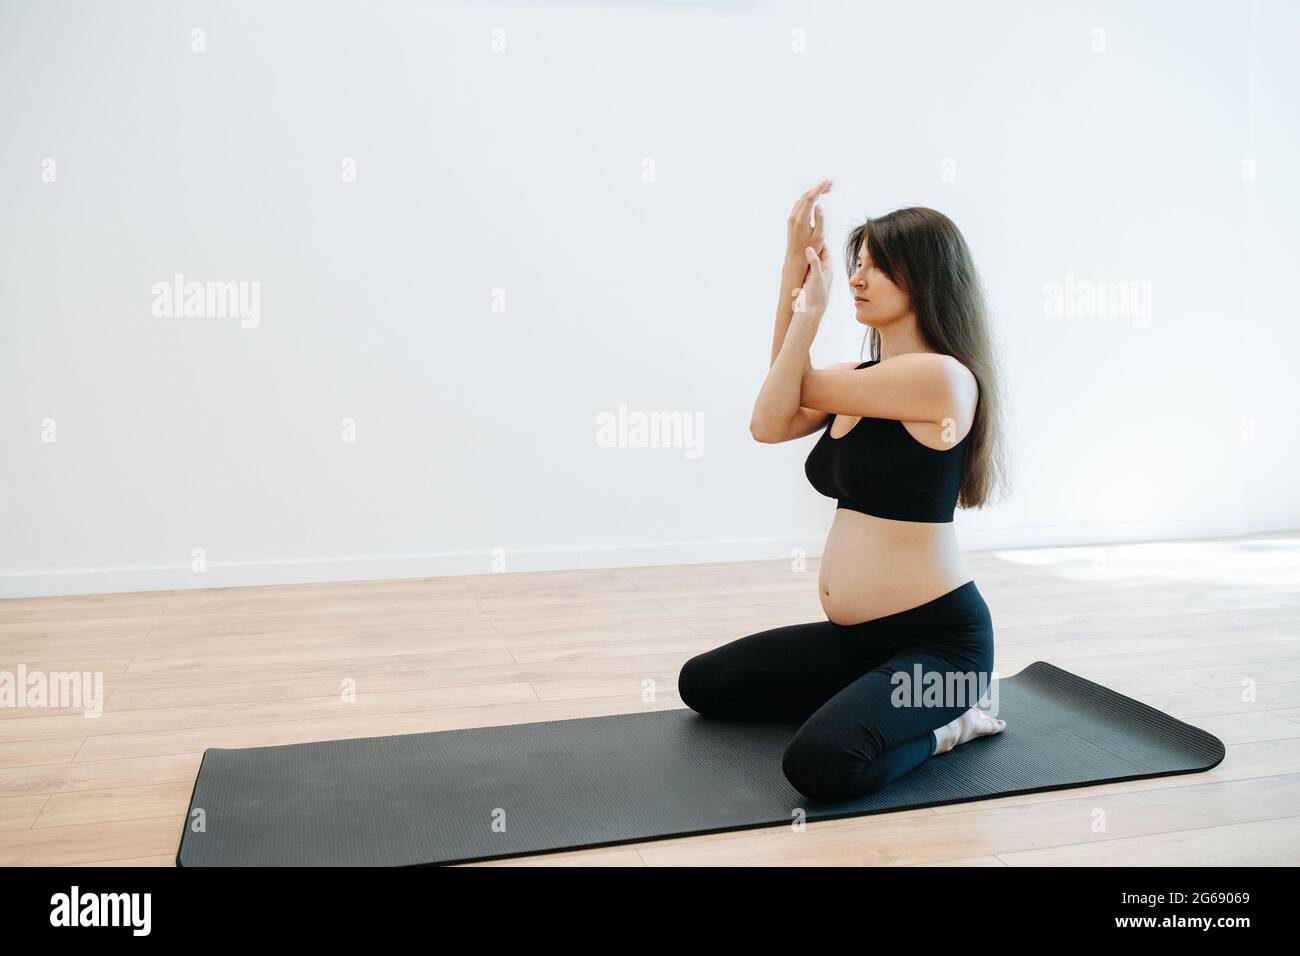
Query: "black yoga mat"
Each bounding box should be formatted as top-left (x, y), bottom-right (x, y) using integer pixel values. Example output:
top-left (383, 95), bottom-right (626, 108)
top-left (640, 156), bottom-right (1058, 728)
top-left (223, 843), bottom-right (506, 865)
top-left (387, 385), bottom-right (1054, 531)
top-left (176, 661), bottom-right (1225, 866)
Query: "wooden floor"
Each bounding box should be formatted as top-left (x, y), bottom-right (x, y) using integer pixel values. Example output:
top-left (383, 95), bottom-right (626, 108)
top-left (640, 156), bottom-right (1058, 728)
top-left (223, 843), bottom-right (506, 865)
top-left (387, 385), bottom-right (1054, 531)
top-left (2, 531), bottom-right (1299, 867)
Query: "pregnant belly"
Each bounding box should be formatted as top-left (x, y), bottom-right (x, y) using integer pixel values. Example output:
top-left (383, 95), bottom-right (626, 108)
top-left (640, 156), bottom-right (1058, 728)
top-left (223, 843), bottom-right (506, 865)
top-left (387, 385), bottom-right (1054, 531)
top-left (818, 509), bottom-right (973, 626)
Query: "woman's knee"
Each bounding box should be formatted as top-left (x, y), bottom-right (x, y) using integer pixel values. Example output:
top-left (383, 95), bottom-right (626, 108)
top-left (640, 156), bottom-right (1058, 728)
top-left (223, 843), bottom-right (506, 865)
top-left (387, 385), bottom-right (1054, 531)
top-left (676, 652), bottom-right (716, 714)
top-left (781, 732), bottom-right (875, 804)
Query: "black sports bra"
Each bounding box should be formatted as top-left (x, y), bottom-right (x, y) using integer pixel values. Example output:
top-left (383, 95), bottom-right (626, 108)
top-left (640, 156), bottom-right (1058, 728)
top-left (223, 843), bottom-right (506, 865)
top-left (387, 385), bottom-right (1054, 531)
top-left (804, 359), bottom-right (971, 522)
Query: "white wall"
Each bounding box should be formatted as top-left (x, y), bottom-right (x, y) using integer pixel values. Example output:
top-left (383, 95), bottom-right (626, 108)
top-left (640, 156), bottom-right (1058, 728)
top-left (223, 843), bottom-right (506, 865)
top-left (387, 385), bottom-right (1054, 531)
top-left (1243, 0), bottom-right (1300, 531)
top-left (1, 0), bottom-right (1296, 597)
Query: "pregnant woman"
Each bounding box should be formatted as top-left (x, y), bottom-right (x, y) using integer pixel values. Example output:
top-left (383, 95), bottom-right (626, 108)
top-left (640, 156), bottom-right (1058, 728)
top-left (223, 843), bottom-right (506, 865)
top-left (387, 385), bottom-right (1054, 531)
top-left (678, 181), bottom-right (1011, 803)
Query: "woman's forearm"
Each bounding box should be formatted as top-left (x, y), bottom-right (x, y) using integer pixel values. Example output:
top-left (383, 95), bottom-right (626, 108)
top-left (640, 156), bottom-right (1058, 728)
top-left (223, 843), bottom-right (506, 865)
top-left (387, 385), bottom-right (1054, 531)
top-left (770, 256), bottom-right (809, 367)
top-left (751, 312), bottom-right (817, 437)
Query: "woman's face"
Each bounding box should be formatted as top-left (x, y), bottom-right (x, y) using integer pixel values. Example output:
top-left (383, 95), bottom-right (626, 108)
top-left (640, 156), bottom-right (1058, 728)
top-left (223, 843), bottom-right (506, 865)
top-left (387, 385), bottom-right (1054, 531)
top-left (849, 242), bottom-right (911, 327)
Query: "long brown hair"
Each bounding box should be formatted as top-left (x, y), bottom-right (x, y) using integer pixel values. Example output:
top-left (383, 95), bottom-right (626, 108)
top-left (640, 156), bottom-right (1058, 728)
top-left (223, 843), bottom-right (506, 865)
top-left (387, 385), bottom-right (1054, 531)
top-left (844, 207), bottom-right (1011, 510)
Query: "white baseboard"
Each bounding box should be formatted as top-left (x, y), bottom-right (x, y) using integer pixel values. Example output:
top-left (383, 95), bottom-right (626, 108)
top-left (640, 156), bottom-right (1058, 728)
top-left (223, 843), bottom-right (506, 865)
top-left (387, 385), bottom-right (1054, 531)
top-left (0, 535), bottom-right (831, 599)
top-left (0, 515), bottom-right (1262, 600)
top-left (956, 516), bottom-right (1251, 552)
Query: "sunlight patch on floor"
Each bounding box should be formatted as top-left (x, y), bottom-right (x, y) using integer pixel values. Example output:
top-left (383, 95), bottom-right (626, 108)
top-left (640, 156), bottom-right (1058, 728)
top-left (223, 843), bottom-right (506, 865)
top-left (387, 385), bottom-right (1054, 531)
top-left (988, 536), bottom-right (1300, 596)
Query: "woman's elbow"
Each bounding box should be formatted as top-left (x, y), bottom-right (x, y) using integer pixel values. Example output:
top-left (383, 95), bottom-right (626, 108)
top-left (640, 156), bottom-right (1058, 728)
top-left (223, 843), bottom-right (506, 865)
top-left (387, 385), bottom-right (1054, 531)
top-left (749, 419), bottom-right (779, 443)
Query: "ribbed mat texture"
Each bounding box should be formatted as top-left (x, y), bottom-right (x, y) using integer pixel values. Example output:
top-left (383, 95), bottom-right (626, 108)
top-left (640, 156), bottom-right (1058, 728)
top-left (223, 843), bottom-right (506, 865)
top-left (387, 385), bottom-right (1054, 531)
top-left (177, 661), bottom-right (1225, 866)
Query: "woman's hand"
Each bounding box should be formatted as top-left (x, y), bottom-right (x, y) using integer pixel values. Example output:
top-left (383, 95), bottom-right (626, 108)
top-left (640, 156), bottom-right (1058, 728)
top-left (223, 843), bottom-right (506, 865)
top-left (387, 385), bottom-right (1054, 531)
top-left (786, 179), bottom-right (832, 265)
top-left (791, 243), bottom-right (832, 322)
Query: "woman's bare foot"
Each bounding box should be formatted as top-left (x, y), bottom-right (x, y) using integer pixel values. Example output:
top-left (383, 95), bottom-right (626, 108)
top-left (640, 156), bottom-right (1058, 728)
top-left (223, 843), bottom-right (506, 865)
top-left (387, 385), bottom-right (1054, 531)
top-left (931, 708), bottom-right (1005, 756)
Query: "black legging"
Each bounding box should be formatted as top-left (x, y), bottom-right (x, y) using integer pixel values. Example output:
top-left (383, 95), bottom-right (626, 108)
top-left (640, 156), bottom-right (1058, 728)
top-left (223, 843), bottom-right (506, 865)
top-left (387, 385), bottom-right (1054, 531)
top-left (677, 580), bottom-right (995, 804)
